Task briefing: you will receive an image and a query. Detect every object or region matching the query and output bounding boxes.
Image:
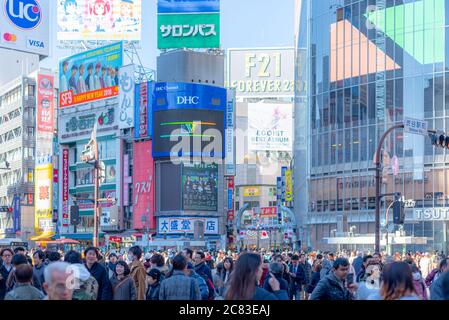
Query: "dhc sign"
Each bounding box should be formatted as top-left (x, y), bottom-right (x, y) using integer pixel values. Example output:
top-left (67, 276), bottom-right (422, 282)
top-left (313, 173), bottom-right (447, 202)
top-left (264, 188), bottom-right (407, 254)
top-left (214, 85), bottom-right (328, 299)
top-left (4, 0), bottom-right (42, 30)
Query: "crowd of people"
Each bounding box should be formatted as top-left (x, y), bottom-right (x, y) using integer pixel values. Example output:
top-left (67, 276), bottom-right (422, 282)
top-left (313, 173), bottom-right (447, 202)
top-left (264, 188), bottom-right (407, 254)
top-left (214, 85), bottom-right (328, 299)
top-left (1, 245), bottom-right (449, 300)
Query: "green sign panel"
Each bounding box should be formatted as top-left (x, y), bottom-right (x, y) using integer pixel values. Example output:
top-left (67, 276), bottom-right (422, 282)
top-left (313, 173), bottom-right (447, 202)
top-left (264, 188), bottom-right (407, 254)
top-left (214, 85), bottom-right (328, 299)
top-left (158, 13), bottom-right (220, 49)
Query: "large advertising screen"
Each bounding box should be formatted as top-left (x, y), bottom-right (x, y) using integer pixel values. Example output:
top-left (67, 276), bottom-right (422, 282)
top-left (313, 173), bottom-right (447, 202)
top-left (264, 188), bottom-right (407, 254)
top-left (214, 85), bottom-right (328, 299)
top-left (132, 140), bottom-right (155, 230)
top-left (227, 48), bottom-right (295, 98)
top-left (152, 82), bottom-right (226, 158)
top-left (34, 162), bottom-right (53, 235)
top-left (57, 0), bottom-right (142, 41)
top-left (182, 163), bottom-right (218, 212)
top-left (37, 73), bottom-right (54, 133)
top-left (248, 102), bottom-right (293, 151)
top-left (59, 42), bottom-right (123, 108)
top-left (157, 0), bottom-right (220, 49)
top-left (0, 0), bottom-right (50, 57)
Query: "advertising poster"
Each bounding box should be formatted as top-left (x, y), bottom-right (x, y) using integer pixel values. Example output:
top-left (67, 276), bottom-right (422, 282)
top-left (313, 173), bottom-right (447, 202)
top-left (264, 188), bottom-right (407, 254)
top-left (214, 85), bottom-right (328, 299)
top-left (248, 102), bottom-right (293, 151)
top-left (34, 163), bottom-right (53, 235)
top-left (59, 42), bottom-right (123, 108)
top-left (225, 89), bottom-right (235, 176)
top-left (134, 81), bottom-right (153, 139)
top-left (132, 140), bottom-right (155, 229)
top-left (0, 0), bottom-right (50, 57)
top-left (158, 217), bottom-right (218, 235)
top-left (182, 163), bottom-right (218, 211)
top-left (118, 64), bottom-right (135, 129)
top-left (37, 74), bottom-right (54, 133)
top-left (57, 0), bottom-right (142, 41)
top-left (13, 194), bottom-right (21, 232)
top-left (243, 186), bottom-right (260, 197)
top-left (157, 0), bottom-right (220, 49)
top-left (285, 169), bottom-right (293, 201)
top-left (62, 149), bottom-right (69, 227)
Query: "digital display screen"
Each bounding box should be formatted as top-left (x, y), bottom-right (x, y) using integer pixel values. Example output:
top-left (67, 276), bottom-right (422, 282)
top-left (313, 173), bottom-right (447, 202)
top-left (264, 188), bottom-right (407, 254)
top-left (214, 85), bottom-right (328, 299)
top-left (182, 163), bottom-right (218, 211)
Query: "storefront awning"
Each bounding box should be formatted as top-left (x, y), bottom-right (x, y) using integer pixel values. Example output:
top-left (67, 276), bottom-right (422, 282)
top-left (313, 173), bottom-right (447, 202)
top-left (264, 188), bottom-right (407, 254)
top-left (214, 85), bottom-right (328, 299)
top-left (29, 232), bottom-right (55, 242)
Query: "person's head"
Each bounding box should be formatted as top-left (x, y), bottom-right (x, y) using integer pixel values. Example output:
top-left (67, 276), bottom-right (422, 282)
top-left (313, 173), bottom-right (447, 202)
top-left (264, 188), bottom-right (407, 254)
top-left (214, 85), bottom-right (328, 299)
top-left (101, 66), bottom-right (107, 75)
top-left (439, 258), bottom-right (449, 273)
top-left (84, 247), bottom-right (101, 265)
top-left (1, 248), bottom-right (13, 265)
top-left (47, 251), bottom-right (61, 263)
top-left (109, 253), bottom-right (117, 264)
top-left (332, 258), bottom-right (350, 281)
top-left (291, 254), bottom-right (299, 265)
top-left (115, 260), bottom-right (130, 277)
top-left (12, 253), bottom-right (28, 267)
top-left (272, 254), bottom-right (283, 263)
top-left (223, 257), bottom-right (233, 272)
top-left (63, 60), bottom-right (69, 72)
top-left (316, 254), bottom-right (323, 261)
top-left (95, 62), bottom-right (101, 72)
top-left (43, 262), bottom-right (73, 300)
top-left (15, 264), bottom-right (33, 284)
top-left (71, 65), bottom-right (78, 76)
top-left (439, 269), bottom-right (449, 299)
top-left (194, 251), bottom-right (205, 265)
top-left (372, 252), bottom-right (381, 264)
top-left (87, 63), bottom-right (93, 74)
top-left (299, 253), bottom-right (306, 263)
top-left (14, 247), bottom-right (26, 255)
top-left (328, 253), bottom-right (335, 261)
top-left (182, 248), bottom-right (193, 261)
top-left (357, 251), bottom-right (363, 257)
top-left (225, 253), bottom-right (262, 300)
top-left (269, 262), bottom-right (284, 276)
top-left (33, 250), bottom-right (45, 266)
top-left (150, 253), bottom-right (164, 268)
top-left (363, 254), bottom-right (373, 267)
top-left (380, 262), bottom-right (416, 300)
top-left (147, 268), bottom-right (162, 286)
top-left (128, 246), bottom-right (142, 262)
top-left (172, 254), bottom-right (187, 271)
top-left (313, 261), bottom-right (322, 273)
top-left (64, 250), bottom-right (82, 264)
top-left (79, 64), bottom-right (85, 75)
top-left (64, 0), bottom-right (77, 14)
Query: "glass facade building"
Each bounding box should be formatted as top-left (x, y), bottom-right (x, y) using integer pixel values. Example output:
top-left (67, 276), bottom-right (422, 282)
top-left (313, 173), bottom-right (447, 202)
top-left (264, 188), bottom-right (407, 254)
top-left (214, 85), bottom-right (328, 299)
top-left (296, 0), bottom-right (449, 252)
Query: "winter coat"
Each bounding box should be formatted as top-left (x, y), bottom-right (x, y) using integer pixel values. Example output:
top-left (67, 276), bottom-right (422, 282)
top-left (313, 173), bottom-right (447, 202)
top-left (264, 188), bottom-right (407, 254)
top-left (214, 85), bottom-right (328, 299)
top-left (129, 260), bottom-right (147, 300)
top-left (0, 264), bottom-right (13, 300)
top-left (310, 272), bottom-right (354, 300)
top-left (85, 262), bottom-right (112, 300)
top-left (159, 270), bottom-right (200, 300)
top-left (320, 258), bottom-right (333, 279)
top-left (430, 273), bottom-right (445, 300)
top-left (110, 275), bottom-right (137, 300)
top-left (5, 268), bottom-right (42, 293)
top-left (352, 256), bottom-right (364, 275)
top-left (263, 273), bottom-right (290, 296)
top-left (425, 269), bottom-right (439, 287)
top-left (194, 262), bottom-right (213, 283)
top-left (4, 283), bottom-right (44, 300)
top-left (33, 264), bottom-right (45, 288)
top-left (70, 264), bottom-right (98, 300)
top-left (146, 282), bottom-right (161, 300)
top-left (306, 271), bottom-right (321, 294)
top-left (252, 286), bottom-right (289, 300)
top-left (190, 270), bottom-right (209, 300)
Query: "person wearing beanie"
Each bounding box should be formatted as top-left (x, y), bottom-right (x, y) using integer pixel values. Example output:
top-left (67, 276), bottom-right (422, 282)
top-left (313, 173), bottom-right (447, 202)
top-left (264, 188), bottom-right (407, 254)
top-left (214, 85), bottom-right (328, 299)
top-left (146, 268), bottom-right (162, 300)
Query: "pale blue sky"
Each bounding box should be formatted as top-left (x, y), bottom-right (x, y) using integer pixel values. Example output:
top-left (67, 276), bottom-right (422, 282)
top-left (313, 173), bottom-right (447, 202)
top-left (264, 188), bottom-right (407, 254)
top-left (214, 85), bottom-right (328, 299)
top-left (40, 0), bottom-right (295, 72)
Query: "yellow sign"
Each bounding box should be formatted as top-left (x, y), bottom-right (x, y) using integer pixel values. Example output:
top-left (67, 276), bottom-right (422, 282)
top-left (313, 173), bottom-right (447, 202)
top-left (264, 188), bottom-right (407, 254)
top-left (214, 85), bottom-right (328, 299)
top-left (34, 164), bottom-right (53, 236)
top-left (285, 170), bottom-right (293, 201)
top-left (243, 186), bottom-right (260, 197)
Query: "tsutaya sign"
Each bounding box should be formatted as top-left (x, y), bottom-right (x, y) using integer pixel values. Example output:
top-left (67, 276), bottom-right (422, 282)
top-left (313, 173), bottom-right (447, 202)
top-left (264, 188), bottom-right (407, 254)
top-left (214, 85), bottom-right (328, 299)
top-left (414, 208), bottom-right (449, 221)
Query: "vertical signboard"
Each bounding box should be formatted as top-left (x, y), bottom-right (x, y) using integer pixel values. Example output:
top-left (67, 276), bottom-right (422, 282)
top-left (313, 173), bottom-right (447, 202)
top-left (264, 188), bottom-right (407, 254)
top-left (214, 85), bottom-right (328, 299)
top-left (62, 149), bottom-right (69, 227)
top-left (134, 82), bottom-right (152, 139)
top-left (281, 166), bottom-right (287, 202)
top-left (118, 64), bottom-right (135, 129)
top-left (12, 194), bottom-right (20, 233)
top-left (227, 177), bottom-right (234, 220)
top-left (133, 140), bottom-right (155, 230)
top-left (157, 0), bottom-right (220, 49)
top-left (37, 74), bottom-right (55, 133)
top-left (285, 169), bottom-right (293, 202)
top-left (225, 89), bottom-right (235, 176)
top-left (276, 177), bottom-right (282, 223)
top-left (34, 163), bottom-right (53, 235)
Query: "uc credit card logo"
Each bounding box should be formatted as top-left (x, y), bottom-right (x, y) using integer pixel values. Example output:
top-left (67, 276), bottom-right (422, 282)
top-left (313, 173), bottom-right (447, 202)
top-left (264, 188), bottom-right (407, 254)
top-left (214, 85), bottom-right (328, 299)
top-left (4, 0), bottom-right (42, 30)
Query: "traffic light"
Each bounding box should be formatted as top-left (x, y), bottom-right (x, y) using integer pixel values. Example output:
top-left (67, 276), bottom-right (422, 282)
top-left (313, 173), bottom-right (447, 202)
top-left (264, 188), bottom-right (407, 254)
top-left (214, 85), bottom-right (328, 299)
top-left (429, 132), bottom-right (449, 149)
top-left (393, 200), bottom-right (405, 225)
top-left (70, 205), bottom-right (80, 225)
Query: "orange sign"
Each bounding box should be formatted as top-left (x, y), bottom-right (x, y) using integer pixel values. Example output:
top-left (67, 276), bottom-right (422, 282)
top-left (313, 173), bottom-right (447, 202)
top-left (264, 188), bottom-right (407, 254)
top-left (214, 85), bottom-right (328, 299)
top-left (60, 86), bottom-right (119, 108)
top-left (260, 207), bottom-right (277, 218)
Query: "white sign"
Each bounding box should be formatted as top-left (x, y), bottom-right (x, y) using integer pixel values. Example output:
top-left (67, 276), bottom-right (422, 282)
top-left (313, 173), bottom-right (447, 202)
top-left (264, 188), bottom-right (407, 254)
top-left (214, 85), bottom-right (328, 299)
top-left (158, 217), bottom-right (219, 235)
top-left (414, 208), bottom-right (449, 221)
top-left (225, 89), bottom-right (235, 176)
top-left (248, 102), bottom-right (293, 151)
top-left (404, 118), bottom-right (428, 136)
top-left (0, 0), bottom-right (49, 57)
top-left (118, 64), bottom-right (135, 129)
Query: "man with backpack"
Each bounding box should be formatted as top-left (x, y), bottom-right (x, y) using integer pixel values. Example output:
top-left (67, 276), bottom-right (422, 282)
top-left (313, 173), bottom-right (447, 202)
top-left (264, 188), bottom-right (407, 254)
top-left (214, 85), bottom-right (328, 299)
top-left (194, 250), bottom-right (215, 300)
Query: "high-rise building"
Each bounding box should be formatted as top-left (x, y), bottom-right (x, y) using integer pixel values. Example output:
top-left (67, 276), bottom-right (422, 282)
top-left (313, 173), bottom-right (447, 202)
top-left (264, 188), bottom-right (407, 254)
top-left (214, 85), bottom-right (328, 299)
top-left (295, 0), bottom-right (449, 252)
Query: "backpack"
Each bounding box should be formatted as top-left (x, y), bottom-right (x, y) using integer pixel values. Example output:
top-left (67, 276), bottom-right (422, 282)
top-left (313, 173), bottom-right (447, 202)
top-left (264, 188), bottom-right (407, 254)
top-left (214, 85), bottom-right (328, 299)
top-left (197, 271), bottom-right (215, 300)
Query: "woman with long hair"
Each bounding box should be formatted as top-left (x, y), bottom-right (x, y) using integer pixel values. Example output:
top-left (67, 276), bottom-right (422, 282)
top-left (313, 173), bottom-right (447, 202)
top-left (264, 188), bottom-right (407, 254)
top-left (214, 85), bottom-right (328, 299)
top-left (380, 262), bottom-right (419, 300)
top-left (110, 260), bottom-right (137, 300)
top-left (224, 253), bottom-right (288, 300)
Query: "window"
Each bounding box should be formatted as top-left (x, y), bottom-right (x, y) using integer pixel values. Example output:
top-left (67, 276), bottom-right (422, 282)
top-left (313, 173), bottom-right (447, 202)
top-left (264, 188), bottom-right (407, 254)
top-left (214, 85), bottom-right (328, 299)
top-left (28, 85), bottom-right (35, 97)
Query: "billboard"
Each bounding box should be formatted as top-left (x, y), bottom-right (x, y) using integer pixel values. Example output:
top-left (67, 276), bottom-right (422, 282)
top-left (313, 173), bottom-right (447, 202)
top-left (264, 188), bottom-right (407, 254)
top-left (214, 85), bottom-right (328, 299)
top-left (133, 140), bottom-right (155, 229)
top-left (248, 102), bottom-right (293, 151)
top-left (37, 73), bottom-right (54, 133)
top-left (157, 0), bottom-right (220, 49)
top-left (158, 216), bottom-right (218, 235)
top-left (0, 0), bottom-right (50, 57)
top-left (34, 163), bottom-right (53, 235)
top-left (152, 82), bottom-right (226, 158)
top-left (59, 42), bottom-right (123, 108)
top-left (182, 163), bottom-right (218, 212)
top-left (243, 186), bottom-right (260, 197)
top-left (227, 48), bottom-right (295, 98)
top-left (118, 64), bottom-right (135, 129)
top-left (62, 149), bottom-right (69, 227)
top-left (57, 0), bottom-right (142, 41)
top-left (134, 81), bottom-right (153, 139)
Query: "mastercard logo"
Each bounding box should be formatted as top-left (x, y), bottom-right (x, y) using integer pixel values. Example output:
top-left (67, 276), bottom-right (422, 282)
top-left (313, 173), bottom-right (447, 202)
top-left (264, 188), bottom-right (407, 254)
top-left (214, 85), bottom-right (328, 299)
top-left (3, 33), bottom-right (17, 42)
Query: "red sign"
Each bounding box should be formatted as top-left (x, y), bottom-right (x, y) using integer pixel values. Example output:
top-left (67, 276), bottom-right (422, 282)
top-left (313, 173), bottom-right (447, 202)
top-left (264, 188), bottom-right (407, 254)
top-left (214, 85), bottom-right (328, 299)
top-left (60, 86), bottom-right (119, 108)
top-left (227, 211), bottom-right (234, 221)
top-left (53, 169), bottom-right (59, 183)
top-left (133, 140), bottom-right (155, 229)
top-left (109, 236), bottom-right (121, 243)
top-left (62, 149), bottom-right (69, 227)
top-left (227, 178), bottom-right (234, 189)
top-left (139, 83), bottom-right (148, 138)
top-left (260, 207), bottom-right (277, 218)
top-left (37, 74), bottom-right (55, 133)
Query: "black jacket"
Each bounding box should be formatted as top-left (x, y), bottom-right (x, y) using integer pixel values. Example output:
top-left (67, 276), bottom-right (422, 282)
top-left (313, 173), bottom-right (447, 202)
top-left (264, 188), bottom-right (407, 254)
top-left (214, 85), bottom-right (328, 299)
top-left (263, 273), bottom-right (290, 296)
top-left (85, 262), bottom-right (113, 300)
top-left (146, 282), bottom-right (161, 300)
top-left (0, 264), bottom-right (12, 300)
top-left (310, 272), bottom-right (354, 300)
top-left (253, 286), bottom-right (289, 300)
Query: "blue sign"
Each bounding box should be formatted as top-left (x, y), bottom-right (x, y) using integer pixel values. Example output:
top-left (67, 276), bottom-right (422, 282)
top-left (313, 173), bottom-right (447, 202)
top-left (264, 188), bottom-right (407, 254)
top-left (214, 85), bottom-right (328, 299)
top-left (5, 0), bottom-right (42, 30)
top-left (158, 0), bottom-right (220, 14)
top-left (13, 194), bottom-right (21, 232)
top-left (227, 189), bottom-right (233, 210)
top-left (134, 82), bottom-right (154, 139)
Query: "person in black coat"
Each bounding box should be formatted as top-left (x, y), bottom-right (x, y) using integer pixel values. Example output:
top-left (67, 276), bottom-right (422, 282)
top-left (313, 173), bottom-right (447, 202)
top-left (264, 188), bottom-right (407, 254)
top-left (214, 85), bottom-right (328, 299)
top-left (146, 268), bottom-right (162, 300)
top-left (263, 262), bottom-right (290, 295)
top-left (84, 247), bottom-right (112, 300)
top-left (0, 248), bottom-right (14, 300)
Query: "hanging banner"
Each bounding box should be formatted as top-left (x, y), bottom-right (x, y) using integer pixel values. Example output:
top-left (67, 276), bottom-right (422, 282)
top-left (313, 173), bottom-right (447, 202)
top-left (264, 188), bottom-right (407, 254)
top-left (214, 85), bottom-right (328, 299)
top-left (118, 64), bottom-right (135, 129)
top-left (37, 74), bottom-right (55, 133)
top-left (227, 177), bottom-right (234, 220)
top-left (13, 195), bottom-right (21, 233)
top-left (134, 81), bottom-right (152, 139)
top-left (225, 89), bottom-right (235, 176)
top-left (285, 169), bottom-right (293, 202)
top-left (62, 149), bottom-right (69, 227)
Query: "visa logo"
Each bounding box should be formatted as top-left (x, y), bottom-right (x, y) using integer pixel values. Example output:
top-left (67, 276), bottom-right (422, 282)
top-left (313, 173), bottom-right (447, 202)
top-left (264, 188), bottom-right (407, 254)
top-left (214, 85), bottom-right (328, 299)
top-left (27, 39), bottom-right (44, 48)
